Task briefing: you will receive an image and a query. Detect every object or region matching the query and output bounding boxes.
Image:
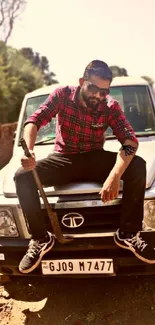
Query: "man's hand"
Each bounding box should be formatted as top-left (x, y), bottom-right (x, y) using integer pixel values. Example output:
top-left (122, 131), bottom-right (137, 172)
top-left (99, 173), bottom-right (120, 203)
top-left (21, 150), bottom-right (36, 171)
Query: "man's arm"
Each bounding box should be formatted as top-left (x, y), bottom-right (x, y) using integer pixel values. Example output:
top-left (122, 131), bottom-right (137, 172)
top-left (21, 87), bottom-right (63, 170)
top-left (109, 138), bottom-right (138, 178)
top-left (100, 139), bottom-right (138, 202)
top-left (100, 100), bottom-right (138, 202)
top-left (24, 87), bottom-right (63, 137)
top-left (23, 123), bottom-right (38, 151)
top-left (108, 99), bottom-right (138, 177)
top-left (99, 140), bottom-right (138, 202)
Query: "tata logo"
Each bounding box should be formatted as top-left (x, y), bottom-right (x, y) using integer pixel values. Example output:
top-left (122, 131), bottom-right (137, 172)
top-left (62, 212), bottom-right (84, 228)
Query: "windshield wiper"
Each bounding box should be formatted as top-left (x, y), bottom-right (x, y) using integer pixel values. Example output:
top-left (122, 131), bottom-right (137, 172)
top-left (35, 136), bottom-right (56, 145)
top-left (136, 131), bottom-right (155, 137)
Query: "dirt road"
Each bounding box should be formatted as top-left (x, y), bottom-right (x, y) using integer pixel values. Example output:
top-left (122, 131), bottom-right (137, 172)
top-left (1, 275), bottom-right (155, 325)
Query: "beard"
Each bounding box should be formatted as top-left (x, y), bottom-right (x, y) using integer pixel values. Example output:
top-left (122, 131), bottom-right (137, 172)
top-left (80, 88), bottom-right (101, 109)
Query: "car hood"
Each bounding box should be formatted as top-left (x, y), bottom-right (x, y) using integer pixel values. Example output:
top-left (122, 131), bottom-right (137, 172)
top-left (2, 137), bottom-right (155, 198)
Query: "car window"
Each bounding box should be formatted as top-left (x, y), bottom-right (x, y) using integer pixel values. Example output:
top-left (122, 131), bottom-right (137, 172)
top-left (19, 85), bottom-right (155, 144)
top-left (19, 95), bottom-right (56, 143)
top-left (109, 85), bottom-right (155, 135)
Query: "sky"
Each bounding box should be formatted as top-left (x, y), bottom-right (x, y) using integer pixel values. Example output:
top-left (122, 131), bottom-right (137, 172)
top-left (8, 0), bottom-right (155, 85)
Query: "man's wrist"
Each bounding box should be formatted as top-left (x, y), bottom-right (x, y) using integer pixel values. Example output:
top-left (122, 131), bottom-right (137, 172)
top-left (109, 168), bottom-right (122, 178)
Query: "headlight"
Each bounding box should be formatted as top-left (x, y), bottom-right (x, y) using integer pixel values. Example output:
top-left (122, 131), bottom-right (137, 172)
top-left (0, 207), bottom-right (19, 237)
top-left (143, 200), bottom-right (155, 230)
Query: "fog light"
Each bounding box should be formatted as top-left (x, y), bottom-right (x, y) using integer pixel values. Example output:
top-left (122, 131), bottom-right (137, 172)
top-left (143, 200), bottom-right (155, 230)
top-left (0, 208), bottom-right (18, 237)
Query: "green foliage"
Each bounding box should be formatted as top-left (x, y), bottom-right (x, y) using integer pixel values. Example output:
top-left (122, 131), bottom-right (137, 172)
top-left (0, 41), bottom-right (44, 123)
top-left (20, 47), bottom-right (58, 85)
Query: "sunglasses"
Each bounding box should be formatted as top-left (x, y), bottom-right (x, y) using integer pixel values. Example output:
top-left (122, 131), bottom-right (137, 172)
top-left (86, 82), bottom-right (110, 96)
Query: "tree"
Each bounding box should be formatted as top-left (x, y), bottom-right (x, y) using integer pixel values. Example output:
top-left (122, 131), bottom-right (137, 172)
top-left (0, 0), bottom-right (27, 44)
top-left (0, 41), bottom-right (44, 123)
top-left (20, 47), bottom-right (58, 85)
top-left (110, 66), bottom-right (128, 78)
top-left (19, 47), bottom-right (34, 62)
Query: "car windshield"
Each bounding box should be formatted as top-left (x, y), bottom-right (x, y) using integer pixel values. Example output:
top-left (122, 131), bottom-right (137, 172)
top-left (19, 95), bottom-right (56, 144)
top-left (20, 85), bottom-right (155, 145)
top-left (108, 85), bottom-right (155, 136)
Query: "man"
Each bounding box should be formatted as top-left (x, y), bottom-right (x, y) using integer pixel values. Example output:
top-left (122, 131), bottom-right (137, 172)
top-left (14, 60), bottom-right (155, 274)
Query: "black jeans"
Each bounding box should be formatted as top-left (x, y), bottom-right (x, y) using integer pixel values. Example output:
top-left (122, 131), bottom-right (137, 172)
top-left (14, 149), bottom-right (146, 239)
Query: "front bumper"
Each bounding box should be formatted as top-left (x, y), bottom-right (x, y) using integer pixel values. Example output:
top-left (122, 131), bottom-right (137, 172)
top-left (1, 232), bottom-right (155, 277)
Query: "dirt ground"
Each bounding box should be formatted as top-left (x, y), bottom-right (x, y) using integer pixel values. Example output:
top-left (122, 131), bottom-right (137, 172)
top-left (1, 275), bottom-right (155, 325)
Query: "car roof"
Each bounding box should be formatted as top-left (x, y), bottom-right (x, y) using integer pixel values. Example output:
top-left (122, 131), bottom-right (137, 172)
top-left (25, 76), bottom-right (148, 99)
top-left (111, 76), bottom-right (148, 86)
top-left (25, 83), bottom-right (60, 99)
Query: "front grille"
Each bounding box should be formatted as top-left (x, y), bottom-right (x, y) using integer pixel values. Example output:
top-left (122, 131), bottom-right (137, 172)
top-left (43, 204), bottom-right (122, 234)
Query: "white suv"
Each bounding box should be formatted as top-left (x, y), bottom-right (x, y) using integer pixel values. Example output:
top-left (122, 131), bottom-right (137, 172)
top-left (0, 76), bottom-right (155, 277)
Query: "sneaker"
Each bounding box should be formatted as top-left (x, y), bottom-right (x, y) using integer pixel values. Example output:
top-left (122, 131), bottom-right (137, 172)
top-left (19, 232), bottom-right (55, 274)
top-left (114, 229), bottom-right (155, 264)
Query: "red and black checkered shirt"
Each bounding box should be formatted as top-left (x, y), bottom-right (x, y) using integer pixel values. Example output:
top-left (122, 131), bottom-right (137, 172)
top-left (25, 86), bottom-right (138, 154)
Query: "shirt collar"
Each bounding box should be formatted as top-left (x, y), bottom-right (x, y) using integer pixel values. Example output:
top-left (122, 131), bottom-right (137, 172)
top-left (71, 86), bottom-right (80, 104)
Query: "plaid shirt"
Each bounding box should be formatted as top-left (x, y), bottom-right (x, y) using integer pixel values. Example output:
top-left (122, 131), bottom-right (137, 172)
top-left (25, 86), bottom-right (138, 154)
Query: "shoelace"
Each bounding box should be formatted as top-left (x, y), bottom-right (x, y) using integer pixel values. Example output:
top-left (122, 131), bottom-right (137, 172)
top-left (26, 240), bottom-right (45, 259)
top-left (128, 234), bottom-right (148, 252)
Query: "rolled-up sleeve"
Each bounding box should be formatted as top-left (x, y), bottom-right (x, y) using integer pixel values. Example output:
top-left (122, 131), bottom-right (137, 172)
top-left (108, 100), bottom-right (138, 145)
top-left (24, 87), bottom-right (63, 131)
